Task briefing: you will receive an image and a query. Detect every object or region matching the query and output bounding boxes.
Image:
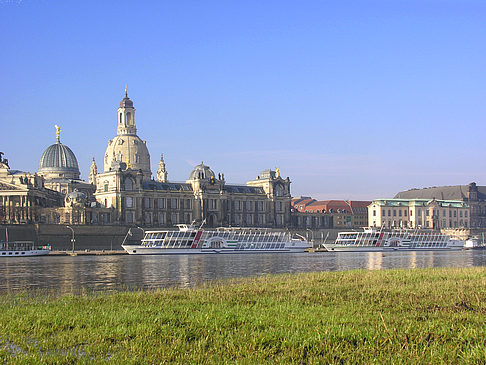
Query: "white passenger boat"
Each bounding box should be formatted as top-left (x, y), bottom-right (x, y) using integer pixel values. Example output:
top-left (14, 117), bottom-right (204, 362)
top-left (122, 224), bottom-right (311, 255)
top-left (464, 234), bottom-right (486, 250)
top-left (323, 228), bottom-right (464, 252)
top-left (0, 241), bottom-right (51, 257)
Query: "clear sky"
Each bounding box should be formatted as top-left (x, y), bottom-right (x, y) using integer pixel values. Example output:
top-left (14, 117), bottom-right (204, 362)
top-left (1, 0), bottom-right (485, 200)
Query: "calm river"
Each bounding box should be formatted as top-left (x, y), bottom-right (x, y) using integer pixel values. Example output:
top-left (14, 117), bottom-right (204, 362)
top-left (1, 250), bottom-right (486, 294)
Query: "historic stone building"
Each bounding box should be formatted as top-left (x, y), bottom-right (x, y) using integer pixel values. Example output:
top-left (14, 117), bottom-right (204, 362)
top-left (92, 90), bottom-right (292, 228)
top-left (368, 198), bottom-right (470, 229)
top-left (290, 197), bottom-right (370, 228)
top-left (0, 153), bottom-right (62, 224)
top-left (394, 183), bottom-right (486, 228)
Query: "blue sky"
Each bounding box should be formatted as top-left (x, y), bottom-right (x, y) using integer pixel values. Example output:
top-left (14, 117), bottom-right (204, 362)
top-left (1, 0), bottom-right (485, 200)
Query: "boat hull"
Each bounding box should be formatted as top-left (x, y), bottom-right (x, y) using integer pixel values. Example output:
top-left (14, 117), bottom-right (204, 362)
top-left (0, 249), bottom-right (50, 257)
top-left (323, 244), bottom-right (464, 252)
top-left (122, 245), bottom-right (308, 255)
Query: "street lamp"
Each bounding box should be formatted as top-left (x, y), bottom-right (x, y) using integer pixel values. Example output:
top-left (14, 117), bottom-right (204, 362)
top-left (136, 226), bottom-right (145, 235)
top-left (306, 228), bottom-right (314, 248)
top-left (66, 225), bottom-right (75, 252)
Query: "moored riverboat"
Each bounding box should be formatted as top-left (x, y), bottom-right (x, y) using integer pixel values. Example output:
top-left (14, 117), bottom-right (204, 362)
top-left (464, 234), bottom-right (486, 250)
top-left (0, 241), bottom-right (51, 257)
top-left (122, 225), bottom-right (311, 255)
top-left (324, 228), bottom-right (464, 252)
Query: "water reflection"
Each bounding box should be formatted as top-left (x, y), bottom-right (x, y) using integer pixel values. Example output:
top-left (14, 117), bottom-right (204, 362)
top-left (1, 250), bottom-right (485, 294)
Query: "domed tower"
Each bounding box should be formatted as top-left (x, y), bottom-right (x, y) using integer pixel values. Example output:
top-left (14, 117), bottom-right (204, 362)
top-left (104, 87), bottom-right (151, 180)
top-left (188, 162), bottom-right (216, 181)
top-left (38, 125), bottom-right (80, 180)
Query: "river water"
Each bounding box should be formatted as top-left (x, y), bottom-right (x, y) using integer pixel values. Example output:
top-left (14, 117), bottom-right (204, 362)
top-left (1, 250), bottom-right (486, 294)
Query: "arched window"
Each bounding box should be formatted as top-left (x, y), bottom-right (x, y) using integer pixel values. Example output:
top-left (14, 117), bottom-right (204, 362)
top-left (126, 112), bottom-right (131, 123)
top-left (119, 113), bottom-right (122, 123)
top-left (125, 178), bottom-right (133, 191)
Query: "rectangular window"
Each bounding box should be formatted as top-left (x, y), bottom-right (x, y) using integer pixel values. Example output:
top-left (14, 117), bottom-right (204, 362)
top-left (126, 212), bottom-right (133, 223)
top-left (404, 210), bottom-right (407, 216)
top-left (144, 197), bottom-right (150, 209)
top-left (258, 201), bottom-right (264, 211)
top-left (459, 211), bottom-right (463, 218)
top-left (171, 198), bottom-right (178, 209)
top-left (388, 210), bottom-right (391, 217)
top-left (465, 211), bottom-right (468, 218)
top-left (246, 201), bottom-right (252, 211)
top-left (158, 198), bottom-right (165, 208)
top-left (454, 211), bottom-right (457, 218)
top-left (126, 197), bottom-right (133, 208)
top-left (393, 210), bottom-right (396, 217)
top-left (399, 210), bottom-right (402, 217)
top-left (426, 210), bottom-right (429, 216)
top-left (373, 210), bottom-right (376, 217)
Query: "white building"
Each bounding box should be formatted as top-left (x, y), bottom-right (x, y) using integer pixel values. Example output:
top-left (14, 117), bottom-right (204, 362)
top-left (369, 198), bottom-right (470, 229)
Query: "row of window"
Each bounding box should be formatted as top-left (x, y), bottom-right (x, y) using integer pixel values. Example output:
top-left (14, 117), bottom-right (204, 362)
top-left (123, 198), bottom-right (285, 212)
top-left (374, 209), bottom-right (468, 218)
top-left (377, 219), bottom-right (468, 228)
top-left (125, 197), bottom-right (193, 210)
top-left (125, 211), bottom-right (282, 226)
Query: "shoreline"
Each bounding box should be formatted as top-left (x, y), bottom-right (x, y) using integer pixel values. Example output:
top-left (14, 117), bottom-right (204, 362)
top-left (1, 267), bottom-right (485, 363)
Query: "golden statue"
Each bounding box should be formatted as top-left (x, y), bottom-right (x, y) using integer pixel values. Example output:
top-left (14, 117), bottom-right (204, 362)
top-left (275, 167), bottom-right (280, 178)
top-left (54, 124), bottom-right (61, 142)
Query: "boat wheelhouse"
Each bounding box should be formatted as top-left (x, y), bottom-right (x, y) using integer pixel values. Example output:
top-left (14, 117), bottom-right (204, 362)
top-left (122, 224), bottom-right (310, 255)
top-left (323, 228), bottom-right (464, 252)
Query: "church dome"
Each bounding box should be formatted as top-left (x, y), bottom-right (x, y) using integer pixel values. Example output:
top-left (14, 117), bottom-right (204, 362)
top-left (189, 162), bottom-right (215, 180)
top-left (38, 141), bottom-right (80, 179)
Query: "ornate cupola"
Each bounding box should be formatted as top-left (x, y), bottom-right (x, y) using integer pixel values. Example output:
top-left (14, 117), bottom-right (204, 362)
top-left (103, 87), bottom-right (152, 180)
top-left (117, 85), bottom-right (137, 135)
top-left (157, 153), bottom-right (168, 182)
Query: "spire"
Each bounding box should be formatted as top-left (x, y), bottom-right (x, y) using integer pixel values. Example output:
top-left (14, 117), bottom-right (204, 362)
top-left (157, 153), bottom-right (167, 182)
top-left (55, 124), bottom-right (61, 143)
top-left (89, 157), bottom-right (98, 185)
top-left (125, 84), bottom-right (128, 97)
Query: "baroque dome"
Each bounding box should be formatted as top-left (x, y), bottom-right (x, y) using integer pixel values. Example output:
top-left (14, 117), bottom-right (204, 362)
top-left (38, 141), bottom-right (80, 179)
top-left (189, 162), bottom-right (215, 180)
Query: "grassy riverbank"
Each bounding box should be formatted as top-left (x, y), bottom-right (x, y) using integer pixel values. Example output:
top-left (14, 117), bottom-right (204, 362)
top-left (1, 267), bottom-right (486, 363)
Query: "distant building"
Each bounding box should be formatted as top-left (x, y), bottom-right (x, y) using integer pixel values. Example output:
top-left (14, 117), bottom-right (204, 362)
top-left (394, 183), bottom-right (486, 228)
top-left (291, 197), bottom-right (371, 228)
top-left (368, 198), bottom-right (470, 229)
top-left (0, 154), bottom-right (62, 224)
top-left (91, 90), bottom-right (293, 228)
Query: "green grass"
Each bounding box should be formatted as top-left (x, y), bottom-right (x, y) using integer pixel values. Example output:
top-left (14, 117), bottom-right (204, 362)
top-left (1, 267), bottom-right (486, 364)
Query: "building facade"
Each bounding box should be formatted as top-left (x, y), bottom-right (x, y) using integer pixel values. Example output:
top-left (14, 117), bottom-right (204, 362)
top-left (394, 183), bottom-right (486, 228)
top-left (368, 198), bottom-right (470, 229)
top-left (291, 197), bottom-right (370, 228)
top-left (0, 154), bottom-right (63, 224)
top-left (92, 90), bottom-right (293, 228)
